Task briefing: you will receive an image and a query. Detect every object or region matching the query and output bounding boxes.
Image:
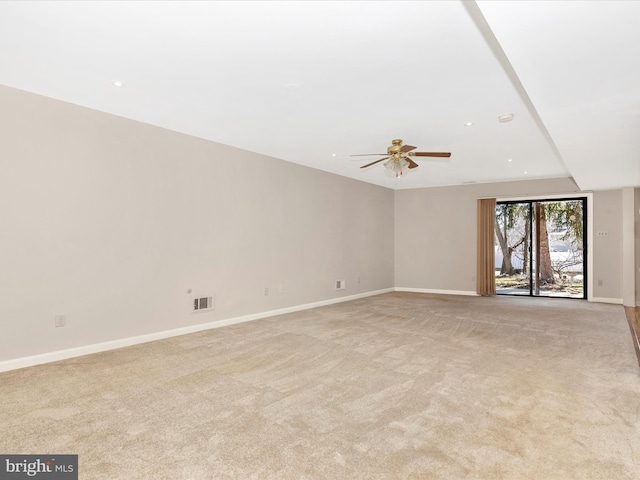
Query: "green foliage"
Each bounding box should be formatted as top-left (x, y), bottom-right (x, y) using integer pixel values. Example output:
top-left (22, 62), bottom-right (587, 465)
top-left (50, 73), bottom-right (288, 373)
top-left (496, 203), bottom-right (528, 231)
top-left (542, 200), bottom-right (583, 244)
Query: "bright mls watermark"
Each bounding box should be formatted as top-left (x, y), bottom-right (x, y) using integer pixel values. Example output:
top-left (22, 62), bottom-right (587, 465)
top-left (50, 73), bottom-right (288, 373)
top-left (0, 455), bottom-right (77, 479)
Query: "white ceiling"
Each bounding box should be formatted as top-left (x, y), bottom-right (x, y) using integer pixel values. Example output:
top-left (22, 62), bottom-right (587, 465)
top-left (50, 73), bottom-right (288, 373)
top-left (1, 1), bottom-right (638, 191)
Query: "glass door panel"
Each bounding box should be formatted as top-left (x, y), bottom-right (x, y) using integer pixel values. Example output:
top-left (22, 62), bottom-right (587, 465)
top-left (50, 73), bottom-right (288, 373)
top-left (495, 202), bottom-right (531, 295)
top-left (535, 199), bottom-right (585, 298)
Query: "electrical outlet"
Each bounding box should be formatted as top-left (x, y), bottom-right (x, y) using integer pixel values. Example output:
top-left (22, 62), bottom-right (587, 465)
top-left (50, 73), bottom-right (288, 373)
top-left (335, 279), bottom-right (346, 291)
top-left (264, 287), bottom-right (269, 296)
top-left (597, 231), bottom-right (608, 237)
top-left (55, 314), bottom-right (66, 327)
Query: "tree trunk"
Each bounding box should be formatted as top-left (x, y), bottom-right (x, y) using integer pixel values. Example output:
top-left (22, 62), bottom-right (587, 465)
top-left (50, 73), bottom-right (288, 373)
top-left (523, 219), bottom-right (530, 276)
top-left (495, 217), bottom-right (513, 275)
top-left (538, 207), bottom-right (554, 284)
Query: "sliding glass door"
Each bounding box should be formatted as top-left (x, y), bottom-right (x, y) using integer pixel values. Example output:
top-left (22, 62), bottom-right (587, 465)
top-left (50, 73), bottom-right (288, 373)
top-left (495, 198), bottom-right (586, 299)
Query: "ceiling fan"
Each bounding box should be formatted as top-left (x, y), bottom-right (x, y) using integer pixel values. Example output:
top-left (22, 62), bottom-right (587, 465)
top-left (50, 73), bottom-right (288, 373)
top-left (351, 139), bottom-right (451, 178)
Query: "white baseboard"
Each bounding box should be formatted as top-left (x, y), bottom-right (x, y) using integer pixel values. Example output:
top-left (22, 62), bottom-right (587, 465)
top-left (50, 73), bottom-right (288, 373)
top-left (0, 288), bottom-right (394, 373)
top-left (395, 287), bottom-right (478, 296)
top-left (396, 290), bottom-right (626, 305)
top-left (5, 287), bottom-right (620, 373)
top-left (590, 297), bottom-right (624, 305)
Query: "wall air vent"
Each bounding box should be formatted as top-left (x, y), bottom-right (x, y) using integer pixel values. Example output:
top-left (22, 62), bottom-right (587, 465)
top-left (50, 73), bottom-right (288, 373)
top-left (193, 296), bottom-right (214, 312)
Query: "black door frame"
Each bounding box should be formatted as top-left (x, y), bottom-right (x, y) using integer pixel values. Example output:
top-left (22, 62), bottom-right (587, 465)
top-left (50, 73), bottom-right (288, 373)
top-left (496, 196), bottom-right (588, 299)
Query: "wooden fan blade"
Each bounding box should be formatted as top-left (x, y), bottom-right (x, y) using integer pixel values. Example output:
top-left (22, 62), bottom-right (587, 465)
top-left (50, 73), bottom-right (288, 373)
top-left (360, 157), bottom-right (390, 168)
top-left (350, 153), bottom-right (387, 157)
top-left (410, 152), bottom-right (451, 157)
top-left (400, 145), bottom-right (417, 153)
top-left (407, 158), bottom-right (419, 169)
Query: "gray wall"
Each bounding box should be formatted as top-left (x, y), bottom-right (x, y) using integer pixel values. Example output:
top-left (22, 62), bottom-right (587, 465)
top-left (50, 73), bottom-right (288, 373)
top-left (637, 188), bottom-right (640, 305)
top-left (592, 189), bottom-right (623, 300)
top-left (395, 180), bottom-right (625, 302)
top-left (0, 86), bottom-right (394, 362)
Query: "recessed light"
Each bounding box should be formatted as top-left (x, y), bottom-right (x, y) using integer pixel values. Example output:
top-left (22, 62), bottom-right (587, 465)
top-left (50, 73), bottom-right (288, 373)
top-left (498, 113), bottom-right (514, 123)
top-left (523, 171), bottom-right (528, 174)
top-left (332, 153), bottom-right (337, 157)
top-left (507, 158), bottom-right (513, 162)
top-left (112, 81), bottom-right (124, 87)
top-left (464, 122), bottom-right (474, 127)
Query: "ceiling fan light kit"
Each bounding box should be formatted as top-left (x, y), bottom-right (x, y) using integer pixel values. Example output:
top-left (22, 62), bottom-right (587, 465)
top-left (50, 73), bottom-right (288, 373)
top-left (352, 139), bottom-right (451, 178)
top-left (384, 157), bottom-right (409, 178)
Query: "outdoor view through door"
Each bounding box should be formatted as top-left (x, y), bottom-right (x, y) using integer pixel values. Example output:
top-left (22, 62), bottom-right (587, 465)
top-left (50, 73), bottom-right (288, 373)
top-left (495, 198), bottom-right (586, 298)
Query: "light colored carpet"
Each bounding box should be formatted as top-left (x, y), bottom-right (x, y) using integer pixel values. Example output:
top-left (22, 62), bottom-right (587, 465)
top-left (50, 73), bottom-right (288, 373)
top-left (1, 292), bottom-right (639, 479)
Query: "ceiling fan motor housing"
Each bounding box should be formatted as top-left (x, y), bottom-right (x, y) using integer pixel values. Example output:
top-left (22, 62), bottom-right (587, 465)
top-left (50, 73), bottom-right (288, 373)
top-left (387, 139), bottom-right (404, 155)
